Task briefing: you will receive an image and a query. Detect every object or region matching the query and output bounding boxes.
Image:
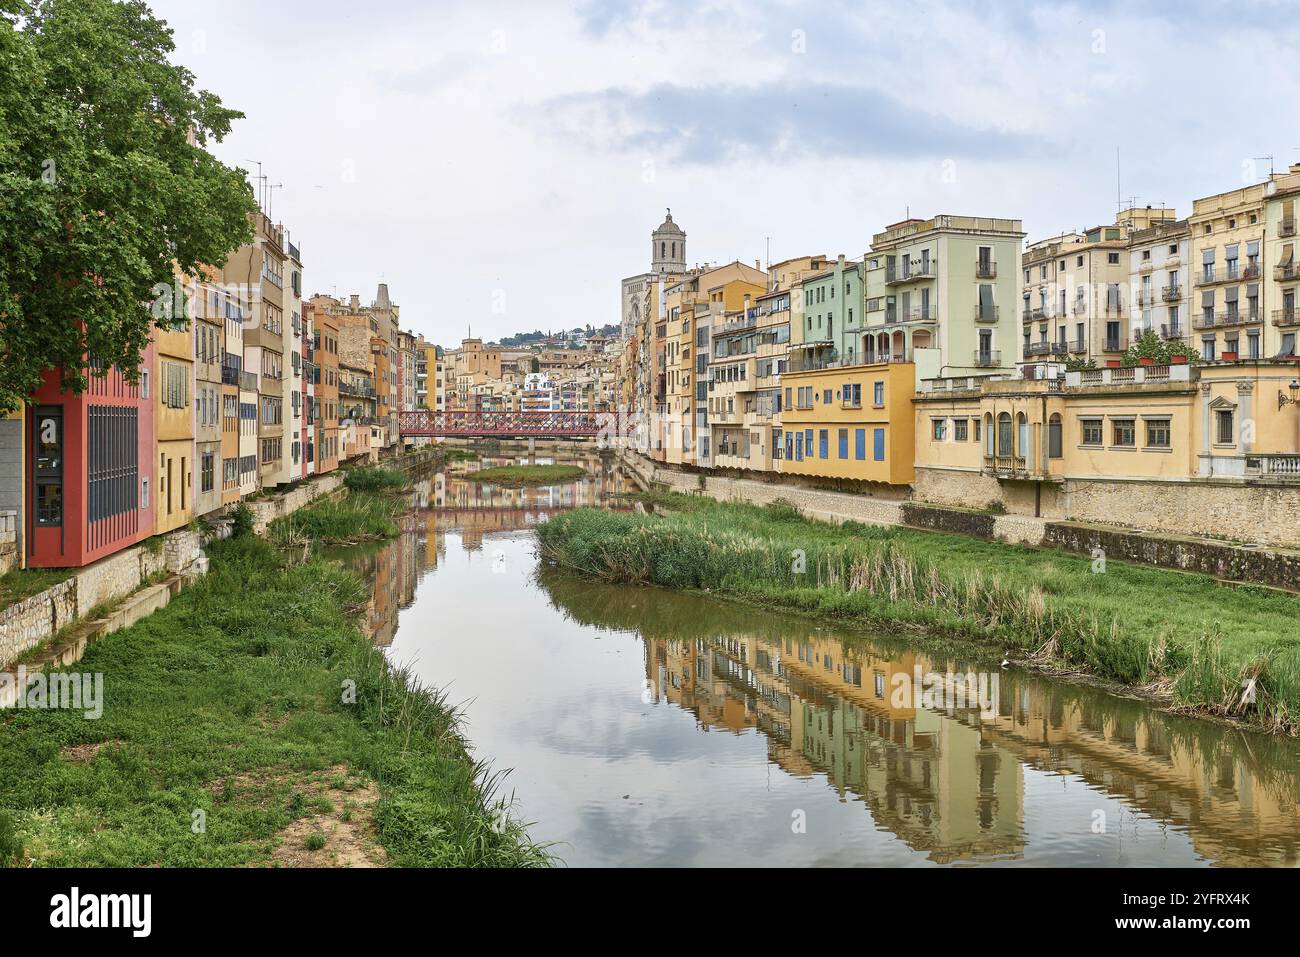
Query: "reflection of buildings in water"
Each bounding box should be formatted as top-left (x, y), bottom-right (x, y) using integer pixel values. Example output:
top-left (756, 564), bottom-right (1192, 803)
top-left (646, 632), bottom-right (1025, 864)
top-left (423, 458), bottom-right (636, 550)
top-left (978, 687), bottom-right (1300, 867)
top-left (642, 624), bottom-right (1300, 867)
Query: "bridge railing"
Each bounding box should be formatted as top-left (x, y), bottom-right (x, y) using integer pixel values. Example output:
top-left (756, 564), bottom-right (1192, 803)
top-left (397, 410), bottom-right (632, 438)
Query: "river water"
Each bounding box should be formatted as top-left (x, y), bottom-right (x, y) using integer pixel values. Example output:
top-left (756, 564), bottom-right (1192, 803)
top-left (341, 452), bottom-right (1300, 867)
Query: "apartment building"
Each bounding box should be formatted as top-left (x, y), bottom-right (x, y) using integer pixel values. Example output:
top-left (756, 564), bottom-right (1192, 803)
top-left (660, 261), bottom-right (766, 466)
top-left (1267, 172), bottom-right (1300, 356)
top-left (1128, 217), bottom-right (1191, 347)
top-left (1190, 168), bottom-right (1300, 362)
top-left (192, 275), bottom-right (226, 518)
top-left (154, 318), bottom-right (194, 535)
top-left (284, 239), bottom-right (304, 482)
top-left (863, 215), bottom-right (1024, 377)
top-left (314, 312), bottom-right (341, 473)
top-left (790, 255), bottom-right (859, 376)
top-left (23, 346), bottom-right (156, 568)
top-left (219, 282), bottom-right (249, 506)
top-left (221, 211), bottom-right (288, 490)
top-left (779, 361), bottom-right (915, 486)
top-left (913, 359), bottom-right (1300, 520)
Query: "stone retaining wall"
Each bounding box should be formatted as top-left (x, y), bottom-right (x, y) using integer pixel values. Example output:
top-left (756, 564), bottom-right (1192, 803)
top-left (914, 466), bottom-right (1300, 550)
top-left (625, 450), bottom-right (1296, 586)
top-left (1044, 523), bottom-right (1300, 591)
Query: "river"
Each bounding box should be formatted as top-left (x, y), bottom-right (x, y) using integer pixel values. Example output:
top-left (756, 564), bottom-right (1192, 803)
top-left (340, 451), bottom-right (1300, 867)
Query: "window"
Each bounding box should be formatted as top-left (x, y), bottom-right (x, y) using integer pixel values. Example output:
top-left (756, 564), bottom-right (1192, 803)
top-left (1112, 418), bottom-right (1136, 448)
top-left (873, 428), bottom-right (885, 462)
top-left (1145, 418), bottom-right (1171, 449)
top-left (838, 428), bottom-right (848, 459)
top-left (932, 418), bottom-right (946, 441)
top-left (873, 381), bottom-right (885, 407)
top-left (1215, 408), bottom-right (1234, 445)
top-left (954, 418), bottom-right (968, 442)
top-left (33, 406), bottom-right (63, 526)
top-left (819, 429), bottom-right (828, 459)
top-left (855, 428), bottom-right (866, 460)
top-left (201, 451), bottom-right (215, 493)
top-left (1048, 414), bottom-right (1062, 458)
top-left (997, 413), bottom-right (1013, 456)
top-left (1080, 417), bottom-right (1103, 446)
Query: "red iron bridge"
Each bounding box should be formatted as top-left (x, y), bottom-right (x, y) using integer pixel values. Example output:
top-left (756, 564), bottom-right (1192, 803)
top-left (397, 410), bottom-right (629, 439)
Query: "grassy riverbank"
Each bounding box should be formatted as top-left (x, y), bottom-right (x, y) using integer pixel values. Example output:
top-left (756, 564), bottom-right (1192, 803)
top-left (467, 463), bottom-right (586, 486)
top-left (269, 494), bottom-right (406, 546)
top-left (537, 497), bottom-right (1300, 733)
top-left (0, 529), bottom-right (549, 867)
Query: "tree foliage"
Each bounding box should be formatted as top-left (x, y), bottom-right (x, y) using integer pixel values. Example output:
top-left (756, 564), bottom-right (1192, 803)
top-left (1122, 329), bottom-right (1200, 368)
top-left (0, 0), bottom-right (257, 412)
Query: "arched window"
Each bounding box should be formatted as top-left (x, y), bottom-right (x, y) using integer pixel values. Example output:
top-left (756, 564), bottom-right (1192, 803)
top-left (1048, 413), bottom-right (1063, 458)
top-left (1017, 413), bottom-right (1029, 460)
top-left (997, 412), bottom-right (1013, 456)
top-left (661, 242), bottom-right (666, 258)
top-left (984, 413), bottom-right (994, 455)
top-left (671, 242), bottom-right (676, 257)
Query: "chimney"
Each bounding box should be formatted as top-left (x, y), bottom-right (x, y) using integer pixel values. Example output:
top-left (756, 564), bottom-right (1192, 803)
top-left (755, 259), bottom-right (761, 269)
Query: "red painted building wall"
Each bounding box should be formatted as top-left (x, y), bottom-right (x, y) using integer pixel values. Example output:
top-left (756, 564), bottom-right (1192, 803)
top-left (25, 346), bottom-right (156, 568)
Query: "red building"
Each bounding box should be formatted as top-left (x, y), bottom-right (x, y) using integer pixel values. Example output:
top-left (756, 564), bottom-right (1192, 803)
top-left (25, 349), bottom-right (156, 568)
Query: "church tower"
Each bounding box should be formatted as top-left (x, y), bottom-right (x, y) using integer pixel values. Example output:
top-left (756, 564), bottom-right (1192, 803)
top-left (650, 208), bottom-right (686, 275)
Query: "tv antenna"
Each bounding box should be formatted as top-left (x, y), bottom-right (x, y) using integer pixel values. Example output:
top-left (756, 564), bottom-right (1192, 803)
top-left (1253, 155), bottom-right (1275, 178)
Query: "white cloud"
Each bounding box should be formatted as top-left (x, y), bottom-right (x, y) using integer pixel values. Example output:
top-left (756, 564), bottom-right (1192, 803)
top-left (149, 0), bottom-right (1300, 345)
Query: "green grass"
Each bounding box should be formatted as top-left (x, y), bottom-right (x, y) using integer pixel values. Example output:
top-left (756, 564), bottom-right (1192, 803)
top-left (0, 567), bottom-right (73, 610)
top-left (342, 466), bottom-right (408, 493)
top-left (466, 464), bottom-right (586, 486)
top-left (0, 531), bottom-right (550, 867)
top-left (537, 498), bottom-right (1300, 733)
top-left (269, 493), bottom-right (405, 546)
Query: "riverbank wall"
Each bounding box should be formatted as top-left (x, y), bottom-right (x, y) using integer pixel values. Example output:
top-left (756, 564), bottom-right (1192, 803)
top-left (618, 449), bottom-right (1300, 590)
top-left (0, 448), bottom-right (445, 675)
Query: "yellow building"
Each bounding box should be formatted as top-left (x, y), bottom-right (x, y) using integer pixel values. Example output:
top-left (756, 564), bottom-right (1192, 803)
top-left (913, 360), bottom-right (1300, 529)
top-left (778, 361), bottom-right (915, 486)
top-left (154, 319), bottom-right (194, 533)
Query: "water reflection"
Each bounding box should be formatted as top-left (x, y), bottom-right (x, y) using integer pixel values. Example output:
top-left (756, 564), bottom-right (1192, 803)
top-left (338, 461), bottom-right (1300, 867)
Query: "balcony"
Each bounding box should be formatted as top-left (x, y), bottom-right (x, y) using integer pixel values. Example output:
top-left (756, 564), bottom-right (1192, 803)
top-left (1160, 323), bottom-right (1186, 340)
top-left (1245, 454), bottom-right (1300, 478)
top-left (1072, 298), bottom-right (1088, 315)
top-left (972, 350), bottom-right (1002, 368)
top-left (1102, 335), bottom-right (1127, 352)
top-left (904, 306), bottom-right (936, 323)
top-left (1273, 309), bottom-right (1299, 329)
top-left (1281, 218), bottom-right (1297, 238)
top-left (1069, 364), bottom-right (1193, 388)
top-left (1275, 262), bottom-right (1298, 282)
top-left (1193, 310), bottom-right (1262, 331)
top-left (974, 305), bottom-right (1000, 323)
top-left (239, 371), bottom-right (258, 392)
top-left (886, 260), bottom-right (938, 285)
top-left (1161, 284), bottom-right (1183, 302)
top-left (1196, 264), bottom-right (1256, 285)
top-left (982, 452), bottom-right (1024, 475)
top-left (1136, 289), bottom-right (1158, 306)
top-left (1103, 299), bottom-right (1125, 316)
top-left (1022, 342), bottom-right (1057, 358)
top-left (974, 260), bottom-right (997, 279)
top-left (1023, 306), bottom-right (1050, 323)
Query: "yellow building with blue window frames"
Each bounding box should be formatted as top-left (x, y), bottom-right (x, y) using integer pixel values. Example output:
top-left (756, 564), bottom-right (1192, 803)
top-left (778, 361), bottom-right (915, 486)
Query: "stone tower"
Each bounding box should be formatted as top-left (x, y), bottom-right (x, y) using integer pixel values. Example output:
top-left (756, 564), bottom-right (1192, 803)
top-left (651, 208), bottom-right (686, 274)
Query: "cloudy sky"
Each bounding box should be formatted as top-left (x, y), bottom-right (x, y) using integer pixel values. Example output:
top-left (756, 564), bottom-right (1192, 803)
top-left (150, 0), bottom-right (1299, 346)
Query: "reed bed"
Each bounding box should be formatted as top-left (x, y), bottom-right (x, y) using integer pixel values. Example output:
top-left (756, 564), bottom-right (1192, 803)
top-left (537, 501), bottom-right (1300, 733)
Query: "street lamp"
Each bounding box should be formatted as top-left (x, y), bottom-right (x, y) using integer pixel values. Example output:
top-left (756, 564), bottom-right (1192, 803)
top-left (1280, 380), bottom-right (1300, 410)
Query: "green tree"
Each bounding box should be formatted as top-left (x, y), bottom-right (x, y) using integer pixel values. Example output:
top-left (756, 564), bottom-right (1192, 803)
top-left (1122, 328), bottom-right (1200, 367)
top-left (0, 0), bottom-right (257, 412)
